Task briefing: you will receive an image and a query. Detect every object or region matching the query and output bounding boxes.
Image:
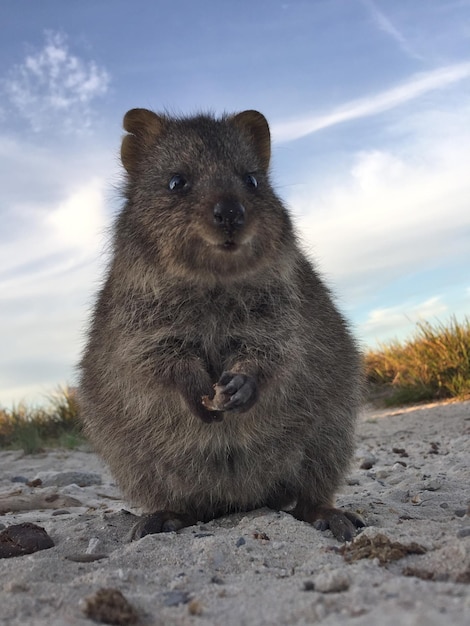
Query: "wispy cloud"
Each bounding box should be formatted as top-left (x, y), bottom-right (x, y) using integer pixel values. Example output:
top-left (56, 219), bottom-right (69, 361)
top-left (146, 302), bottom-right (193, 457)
top-left (296, 141), bottom-right (470, 294)
top-left (362, 297), bottom-right (448, 342)
top-left (289, 100), bottom-right (470, 332)
top-left (362, 0), bottom-right (425, 61)
top-left (0, 179), bottom-right (109, 406)
top-left (2, 31), bottom-right (110, 133)
top-left (272, 62), bottom-right (470, 142)
top-left (0, 174), bottom-right (109, 307)
top-left (0, 130), bottom-right (113, 406)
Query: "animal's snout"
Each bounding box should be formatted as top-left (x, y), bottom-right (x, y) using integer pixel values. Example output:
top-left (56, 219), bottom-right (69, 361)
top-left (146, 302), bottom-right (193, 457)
top-left (213, 199), bottom-right (245, 234)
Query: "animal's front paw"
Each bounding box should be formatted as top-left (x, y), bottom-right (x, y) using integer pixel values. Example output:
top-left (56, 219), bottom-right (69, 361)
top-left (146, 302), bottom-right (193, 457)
top-left (218, 371), bottom-right (258, 411)
top-left (210, 371), bottom-right (258, 412)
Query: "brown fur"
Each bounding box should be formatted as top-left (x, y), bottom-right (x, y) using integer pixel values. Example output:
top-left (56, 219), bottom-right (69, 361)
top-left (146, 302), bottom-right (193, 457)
top-left (78, 109), bottom-right (364, 540)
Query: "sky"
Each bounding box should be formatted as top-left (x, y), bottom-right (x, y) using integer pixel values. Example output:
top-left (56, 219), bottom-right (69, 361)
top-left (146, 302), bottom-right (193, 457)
top-left (0, 0), bottom-right (469, 407)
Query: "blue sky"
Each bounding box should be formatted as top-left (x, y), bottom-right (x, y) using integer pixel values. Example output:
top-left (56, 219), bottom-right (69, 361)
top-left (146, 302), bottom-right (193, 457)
top-left (1, 0), bottom-right (469, 407)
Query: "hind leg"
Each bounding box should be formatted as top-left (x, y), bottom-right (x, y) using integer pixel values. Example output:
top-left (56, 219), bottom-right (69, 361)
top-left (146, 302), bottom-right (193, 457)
top-left (292, 498), bottom-right (365, 542)
top-left (130, 511), bottom-right (197, 540)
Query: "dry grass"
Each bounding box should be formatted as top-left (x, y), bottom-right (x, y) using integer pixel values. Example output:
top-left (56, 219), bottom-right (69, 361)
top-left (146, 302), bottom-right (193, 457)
top-left (0, 386), bottom-right (84, 453)
top-left (365, 316), bottom-right (470, 406)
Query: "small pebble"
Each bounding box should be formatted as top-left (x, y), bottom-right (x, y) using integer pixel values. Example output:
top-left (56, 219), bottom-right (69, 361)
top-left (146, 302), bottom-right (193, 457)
top-left (303, 580), bottom-right (315, 591)
top-left (252, 531), bottom-right (270, 541)
top-left (423, 480), bottom-right (442, 491)
top-left (33, 471), bottom-right (102, 487)
top-left (392, 447), bottom-right (409, 457)
top-left (454, 509), bottom-right (467, 518)
top-left (86, 537), bottom-right (102, 554)
top-left (210, 575), bottom-right (225, 585)
top-left (387, 475), bottom-right (406, 486)
top-left (26, 478), bottom-right (42, 488)
top-left (51, 509), bottom-right (71, 516)
top-left (10, 476), bottom-right (28, 484)
top-left (0, 523), bottom-right (54, 558)
top-left (358, 451), bottom-right (377, 469)
top-left (428, 442), bottom-right (440, 454)
top-left (456, 527), bottom-right (470, 538)
top-left (188, 599), bottom-right (203, 615)
top-left (313, 570), bottom-right (350, 593)
top-left (376, 470), bottom-right (391, 479)
top-left (346, 477), bottom-right (360, 486)
top-left (163, 590), bottom-right (190, 606)
top-left (82, 587), bottom-right (138, 625)
top-left (235, 537), bottom-right (246, 547)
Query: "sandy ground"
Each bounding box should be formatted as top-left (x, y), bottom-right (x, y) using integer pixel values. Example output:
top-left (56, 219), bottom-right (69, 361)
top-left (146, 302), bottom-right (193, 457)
top-left (0, 400), bottom-right (469, 625)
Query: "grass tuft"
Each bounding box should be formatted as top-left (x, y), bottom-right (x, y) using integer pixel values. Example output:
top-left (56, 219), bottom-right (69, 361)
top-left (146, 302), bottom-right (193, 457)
top-left (0, 386), bottom-right (84, 453)
top-left (365, 316), bottom-right (470, 406)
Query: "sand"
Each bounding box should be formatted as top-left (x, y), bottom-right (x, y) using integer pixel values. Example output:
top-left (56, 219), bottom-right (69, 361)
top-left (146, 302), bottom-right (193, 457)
top-left (0, 400), bottom-right (469, 625)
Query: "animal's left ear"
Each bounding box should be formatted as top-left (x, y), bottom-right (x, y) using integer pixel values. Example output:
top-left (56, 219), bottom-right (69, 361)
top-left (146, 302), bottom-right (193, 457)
top-left (230, 110), bottom-right (271, 171)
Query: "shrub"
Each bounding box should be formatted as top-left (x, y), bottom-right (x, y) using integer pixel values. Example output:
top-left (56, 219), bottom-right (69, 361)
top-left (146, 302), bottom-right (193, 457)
top-left (365, 316), bottom-right (470, 406)
top-left (0, 386), bottom-right (83, 452)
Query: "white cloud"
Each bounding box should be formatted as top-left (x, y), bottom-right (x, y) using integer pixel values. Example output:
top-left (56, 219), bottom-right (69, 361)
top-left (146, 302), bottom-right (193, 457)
top-left (3, 31), bottom-right (110, 133)
top-left (279, 91), bottom-right (470, 349)
top-left (350, 150), bottom-right (406, 192)
top-left (362, 297), bottom-right (449, 343)
top-left (0, 131), bottom-right (113, 290)
top-left (292, 106), bottom-right (470, 304)
top-left (0, 178), bottom-right (109, 302)
top-left (272, 62), bottom-right (470, 142)
top-left (362, 0), bottom-right (425, 61)
top-left (0, 130), bottom-right (114, 407)
top-left (47, 178), bottom-right (108, 252)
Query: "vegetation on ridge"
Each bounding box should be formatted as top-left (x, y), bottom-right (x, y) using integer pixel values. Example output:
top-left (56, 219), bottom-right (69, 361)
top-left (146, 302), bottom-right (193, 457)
top-left (365, 316), bottom-right (470, 406)
top-left (0, 386), bottom-right (82, 453)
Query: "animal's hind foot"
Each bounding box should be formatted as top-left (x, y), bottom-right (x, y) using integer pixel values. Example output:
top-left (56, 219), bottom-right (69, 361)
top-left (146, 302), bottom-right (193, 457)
top-left (129, 511), bottom-right (196, 541)
top-left (313, 508), bottom-right (366, 542)
top-left (293, 503), bottom-right (366, 542)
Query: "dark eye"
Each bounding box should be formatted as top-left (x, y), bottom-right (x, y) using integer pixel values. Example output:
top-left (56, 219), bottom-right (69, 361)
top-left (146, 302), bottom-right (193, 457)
top-left (168, 174), bottom-right (188, 191)
top-left (244, 173), bottom-right (258, 189)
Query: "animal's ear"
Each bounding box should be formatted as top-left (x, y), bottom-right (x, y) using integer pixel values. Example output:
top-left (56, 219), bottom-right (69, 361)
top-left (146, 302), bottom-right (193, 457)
top-left (230, 110), bottom-right (271, 171)
top-left (121, 108), bottom-right (164, 174)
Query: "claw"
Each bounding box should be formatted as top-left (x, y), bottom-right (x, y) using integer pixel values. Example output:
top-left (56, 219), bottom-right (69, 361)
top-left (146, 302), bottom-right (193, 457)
top-left (293, 503), bottom-right (366, 542)
top-left (129, 511), bottom-right (195, 541)
top-left (217, 371), bottom-right (258, 412)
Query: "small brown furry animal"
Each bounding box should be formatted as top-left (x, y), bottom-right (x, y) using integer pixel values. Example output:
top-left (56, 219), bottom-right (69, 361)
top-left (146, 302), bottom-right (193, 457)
top-left (79, 108), bottom-right (365, 541)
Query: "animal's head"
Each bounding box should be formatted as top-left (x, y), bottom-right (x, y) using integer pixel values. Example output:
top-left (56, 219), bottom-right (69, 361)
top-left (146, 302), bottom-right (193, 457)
top-left (119, 108), bottom-right (293, 282)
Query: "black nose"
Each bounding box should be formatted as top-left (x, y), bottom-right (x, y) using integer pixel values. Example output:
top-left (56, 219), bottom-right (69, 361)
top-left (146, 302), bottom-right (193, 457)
top-left (213, 199), bottom-right (245, 234)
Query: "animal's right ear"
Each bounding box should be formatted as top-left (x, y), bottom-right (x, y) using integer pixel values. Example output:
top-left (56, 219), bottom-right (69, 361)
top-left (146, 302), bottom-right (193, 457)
top-left (121, 108), bottom-right (164, 174)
